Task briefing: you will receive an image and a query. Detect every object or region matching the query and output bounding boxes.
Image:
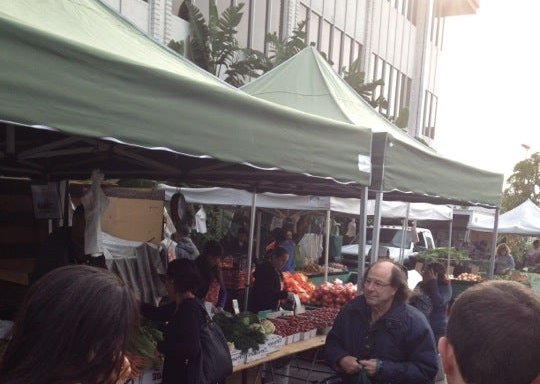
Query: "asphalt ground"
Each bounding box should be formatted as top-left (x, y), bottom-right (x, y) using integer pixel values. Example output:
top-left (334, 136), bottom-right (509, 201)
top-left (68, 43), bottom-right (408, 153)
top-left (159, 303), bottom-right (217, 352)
top-left (261, 351), bottom-right (447, 384)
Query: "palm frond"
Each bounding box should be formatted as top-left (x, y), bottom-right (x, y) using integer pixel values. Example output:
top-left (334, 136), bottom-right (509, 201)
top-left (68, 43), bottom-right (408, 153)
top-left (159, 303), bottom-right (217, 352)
top-left (184, 1), bottom-right (211, 71)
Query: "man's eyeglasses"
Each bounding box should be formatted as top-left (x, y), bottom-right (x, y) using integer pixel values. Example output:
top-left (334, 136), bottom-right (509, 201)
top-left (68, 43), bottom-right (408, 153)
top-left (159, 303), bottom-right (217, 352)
top-left (363, 278), bottom-right (391, 289)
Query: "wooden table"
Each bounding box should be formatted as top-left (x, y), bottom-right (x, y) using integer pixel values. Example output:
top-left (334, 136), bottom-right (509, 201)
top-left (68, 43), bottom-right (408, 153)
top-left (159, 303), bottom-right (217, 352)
top-left (233, 335), bottom-right (326, 373)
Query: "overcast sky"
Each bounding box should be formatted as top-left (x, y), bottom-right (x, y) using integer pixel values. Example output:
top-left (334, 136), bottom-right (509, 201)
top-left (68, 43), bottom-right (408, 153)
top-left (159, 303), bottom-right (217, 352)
top-left (434, 0), bottom-right (540, 183)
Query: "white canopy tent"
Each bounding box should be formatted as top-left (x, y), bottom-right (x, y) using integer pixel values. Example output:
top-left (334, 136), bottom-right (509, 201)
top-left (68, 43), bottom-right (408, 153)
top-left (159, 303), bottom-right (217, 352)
top-left (468, 200), bottom-right (540, 235)
top-left (161, 186), bottom-right (453, 220)
top-left (160, 186), bottom-right (454, 283)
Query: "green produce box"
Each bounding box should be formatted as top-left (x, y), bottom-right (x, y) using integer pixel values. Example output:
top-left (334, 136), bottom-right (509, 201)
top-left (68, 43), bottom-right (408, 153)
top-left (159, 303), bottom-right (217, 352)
top-left (451, 280), bottom-right (479, 300)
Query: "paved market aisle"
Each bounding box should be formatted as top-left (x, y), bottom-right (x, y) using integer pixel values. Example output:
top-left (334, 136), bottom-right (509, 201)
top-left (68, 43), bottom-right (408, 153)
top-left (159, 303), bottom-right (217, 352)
top-left (264, 353), bottom-right (447, 384)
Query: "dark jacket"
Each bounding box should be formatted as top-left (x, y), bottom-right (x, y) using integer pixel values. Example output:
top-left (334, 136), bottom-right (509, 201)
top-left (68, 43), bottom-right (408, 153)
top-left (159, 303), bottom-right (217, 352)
top-left (421, 279), bottom-right (452, 340)
top-left (157, 298), bottom-right (206, 384)
top-left (249, 260), bottom-right (288, 313)
top-left (324, 296), bottom-right (438, 384)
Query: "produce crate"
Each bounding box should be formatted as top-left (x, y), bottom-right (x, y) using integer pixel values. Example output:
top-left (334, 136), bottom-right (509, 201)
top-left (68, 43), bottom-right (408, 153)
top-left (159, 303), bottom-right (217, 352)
top-left (222, 268), bottom-right (247, 290)
top-left (451, 279), bottom-right (479, 300)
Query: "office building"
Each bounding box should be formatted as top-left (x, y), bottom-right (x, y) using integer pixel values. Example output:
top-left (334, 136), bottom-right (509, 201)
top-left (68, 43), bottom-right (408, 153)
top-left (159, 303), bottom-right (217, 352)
top-left (102, 0), bottom-right (478, 143)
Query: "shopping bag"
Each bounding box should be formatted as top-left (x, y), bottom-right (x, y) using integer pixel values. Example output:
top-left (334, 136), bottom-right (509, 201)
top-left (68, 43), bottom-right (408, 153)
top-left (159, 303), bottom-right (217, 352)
top-left (197, 303), bottom-right (232, 384)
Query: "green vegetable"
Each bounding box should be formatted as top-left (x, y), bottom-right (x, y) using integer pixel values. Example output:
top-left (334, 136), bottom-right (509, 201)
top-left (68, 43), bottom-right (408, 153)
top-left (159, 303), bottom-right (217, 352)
top-left (129, 325), bottom-right (163, 369)
top-left (213, 311), bottom-right (266, 353)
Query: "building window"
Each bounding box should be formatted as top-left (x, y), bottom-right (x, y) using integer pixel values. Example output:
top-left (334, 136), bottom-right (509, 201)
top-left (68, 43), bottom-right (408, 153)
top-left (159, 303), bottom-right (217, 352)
top-left (309, 12), bottom-right (321, 47)
top-left (353, 42), bottom-right (363, 65)
top-left (393, 69), bottom-right (402, 118)
top-left (331, 28), bottom-right (343, 70)
top-left (268, 0), bottom-right (281, 37)
top-left (345, 0), bottom-right (357, 35)
top-left (382, 62), bottom-right (391, 116)
top-left (320, 20), bottom-right (332, 58)
top-left (422, 91), bottom-right (437, 139)
top-left (406, 0), bottom-right (417, 25)
top-left (251, 0), bottom-right (267, 52)
top-left (342, 35), bottom-right (353, 70)
top-left (335, 0), bottom-right (346, 30)
top-left (236, 0), bottom-right (250, 47)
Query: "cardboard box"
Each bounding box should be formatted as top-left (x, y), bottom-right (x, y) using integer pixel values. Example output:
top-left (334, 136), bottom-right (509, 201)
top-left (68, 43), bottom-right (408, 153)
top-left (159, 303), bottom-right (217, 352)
top-left (125, 369), bottom-right (162, 384)
top-left (230, 348), bottom-right (246, 366)
top-left (245, 344), bottom-right (268, 363)
top-left (101, 196), bottom-right (164, 245)
top-left (265, 334), bottom-right (285, 352)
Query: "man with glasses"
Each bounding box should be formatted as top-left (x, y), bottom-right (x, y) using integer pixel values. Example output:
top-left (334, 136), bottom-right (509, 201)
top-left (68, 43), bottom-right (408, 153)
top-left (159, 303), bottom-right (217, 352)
top-left (324, 260), bottom-right (438, 384)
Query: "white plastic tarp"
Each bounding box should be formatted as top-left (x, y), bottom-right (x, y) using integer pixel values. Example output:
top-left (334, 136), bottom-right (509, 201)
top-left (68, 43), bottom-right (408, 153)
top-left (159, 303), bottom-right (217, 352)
top-left (468, 200), bottom-right (540, 235)
top-left (161, 186), bottom-right (453, 220)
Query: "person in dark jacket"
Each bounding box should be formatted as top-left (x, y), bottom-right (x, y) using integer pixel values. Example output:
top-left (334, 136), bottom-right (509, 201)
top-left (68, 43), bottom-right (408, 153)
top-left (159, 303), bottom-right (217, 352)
top-left (249, 246), bottom-right (290, 313)
top-left (439, 280), bottom-right (540, 384)
top-left (195, 240), bottom-right (227, 309)
top-left (158, 259), bottom-right (206, 384)
top-left (324, 260), bottom-right (438, 384)
top-left (412, 261), bottom-right (452, 341)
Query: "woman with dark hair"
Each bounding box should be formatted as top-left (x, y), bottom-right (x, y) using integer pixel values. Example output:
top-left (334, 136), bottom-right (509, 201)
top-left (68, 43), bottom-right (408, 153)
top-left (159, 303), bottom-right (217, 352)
top-left (249, 246), bottom-right (290, 313)
top-left (411, 261), bottom-right (452, 341)
top-left (0, 265), bottom-right (138, 384)
top-left (195, 240), bottom-right (227, 310)
top-left (158, 258), bottom-right (206, 384)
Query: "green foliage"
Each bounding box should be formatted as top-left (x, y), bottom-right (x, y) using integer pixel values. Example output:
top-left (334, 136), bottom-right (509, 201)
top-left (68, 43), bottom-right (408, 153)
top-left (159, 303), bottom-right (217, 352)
top-left (116, 179), bottom-right (157, 188)
top-left (213, 312), bottom-right (265, 353)
top-left (504, 235), bottom-right (529, 265)
top-left (502, 152), bottom-right (540, 212)
top-left (167, 39), bottom-right (185, 55)
top-left (341, 57), bottom-right (387, 110)
top-left (176, 0), bottom-right (246, 82)
top-left (191, 206), bottom-right (233, 246)
top-left (176, 1), bottom-right (390, 108)
top-left (266, 21), bottom-right (308, 66)
top-left (417, 247), bottom-right (470, 263)
top-left (394, 107), bottom-right (409, 129)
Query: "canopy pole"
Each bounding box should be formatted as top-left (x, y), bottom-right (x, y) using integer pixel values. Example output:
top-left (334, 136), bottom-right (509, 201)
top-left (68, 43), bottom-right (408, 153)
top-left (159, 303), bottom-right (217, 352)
top-left (399, 203), bottom-right (411, 263)
top-left (488, 207), bottom-right (500, 280)
top-left (357, 187), bottom-right (368, 294)
top-left (324, 210), bottom-right (331, 282)
top-left (371, 192), bottom-right (384, 262)
top-left (447, 213), bottom-right (453, 275)
top-left (244, 190), bottom-right (257, 311)
top-left (255, 211), bottom-right (262, 262)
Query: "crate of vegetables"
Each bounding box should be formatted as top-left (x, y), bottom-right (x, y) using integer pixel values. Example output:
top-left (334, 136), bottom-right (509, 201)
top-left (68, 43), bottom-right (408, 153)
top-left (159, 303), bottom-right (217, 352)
top-left (451, 273), bottom-right (482, 299)
top-left (308, 280), bottom-right (357, 308)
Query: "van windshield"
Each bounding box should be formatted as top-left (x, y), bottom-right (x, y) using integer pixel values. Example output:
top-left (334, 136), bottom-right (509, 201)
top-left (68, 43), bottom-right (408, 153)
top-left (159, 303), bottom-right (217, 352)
top-left (351, 228), bottom-right (412, 248)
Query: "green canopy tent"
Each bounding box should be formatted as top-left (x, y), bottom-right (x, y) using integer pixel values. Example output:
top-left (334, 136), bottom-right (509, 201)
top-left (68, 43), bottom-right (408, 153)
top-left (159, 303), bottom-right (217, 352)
top-left (0, 0), bottom-right (378, 309)
top-left (242, 47), bottom-right (504, 208)
top-left (0, 0), bottom-right (373, 198)
top-left (243, 46), bottom-right (504, 270)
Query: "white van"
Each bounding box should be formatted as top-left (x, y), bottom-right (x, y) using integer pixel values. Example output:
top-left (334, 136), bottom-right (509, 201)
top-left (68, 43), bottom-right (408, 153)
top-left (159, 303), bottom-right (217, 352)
top-left (339, 225), bottom-right (436, 267)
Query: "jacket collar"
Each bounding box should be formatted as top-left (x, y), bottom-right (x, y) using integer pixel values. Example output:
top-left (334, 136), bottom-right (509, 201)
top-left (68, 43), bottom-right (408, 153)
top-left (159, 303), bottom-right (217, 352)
top-left (348, 296), bottom-right (407, 329)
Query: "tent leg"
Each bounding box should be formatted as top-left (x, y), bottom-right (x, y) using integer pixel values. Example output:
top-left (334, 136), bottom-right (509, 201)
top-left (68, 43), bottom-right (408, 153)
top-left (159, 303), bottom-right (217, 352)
top-left (324, 210), bottom-right (331, 282)
top-left (255, 211), bottom-right (262, 262)
top-left (399, 203), bottom-right (411, 263)
top-left (488, 208), bottom-right (500, 280)
top-left (447, 217), bottom-right (453, 275)
top-left (357, 187), bottom-right (368, 293)
top-left (371, 192), bottom-right (384, 262)
top-left (244, 191), bottom-right (257, 311)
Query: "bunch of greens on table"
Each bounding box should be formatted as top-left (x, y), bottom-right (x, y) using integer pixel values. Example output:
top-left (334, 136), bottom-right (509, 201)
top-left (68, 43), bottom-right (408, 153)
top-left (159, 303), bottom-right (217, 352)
top-left (213, 312), bottom-right (266, 353)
